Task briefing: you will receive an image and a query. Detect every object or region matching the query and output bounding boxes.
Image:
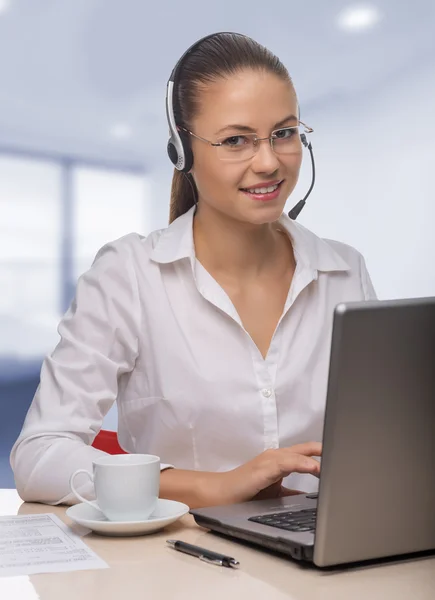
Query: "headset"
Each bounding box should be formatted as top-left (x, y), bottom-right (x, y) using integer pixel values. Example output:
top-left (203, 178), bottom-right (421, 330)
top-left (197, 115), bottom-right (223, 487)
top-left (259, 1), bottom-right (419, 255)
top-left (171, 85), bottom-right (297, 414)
top-left (166, 32), bottom-right (316, 220)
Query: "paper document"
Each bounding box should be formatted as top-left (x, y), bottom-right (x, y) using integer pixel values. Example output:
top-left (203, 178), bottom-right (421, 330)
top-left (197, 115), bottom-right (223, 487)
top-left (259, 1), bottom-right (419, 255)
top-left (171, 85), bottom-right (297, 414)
top-left (0, 513), bottom-right (108, 577)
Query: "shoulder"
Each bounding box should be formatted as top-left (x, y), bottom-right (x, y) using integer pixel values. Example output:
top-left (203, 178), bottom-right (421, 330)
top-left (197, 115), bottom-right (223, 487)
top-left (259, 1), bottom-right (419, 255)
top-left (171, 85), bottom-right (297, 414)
top-left (321, 238), bottom-right (376, 300)
top-left (322, 238), bottom-right (366, 269)
top-left (70, 228), bottom-right (170, 315)
top-left (285, 215), bottom-right (366, 273)
top-left (283, 216), bottom-right (376, 300)
top-left (74, 227), bottom-right (168, 298)
top-left (90, 228), bottom-right (166, 268)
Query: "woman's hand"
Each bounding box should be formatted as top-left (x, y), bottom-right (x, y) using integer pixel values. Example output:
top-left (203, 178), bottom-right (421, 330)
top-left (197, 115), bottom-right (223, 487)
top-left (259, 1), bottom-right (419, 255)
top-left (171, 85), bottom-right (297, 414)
top-left (159, 442), bottom-right (321, 509)
top-left (210, 442), bottom-right (321, 506)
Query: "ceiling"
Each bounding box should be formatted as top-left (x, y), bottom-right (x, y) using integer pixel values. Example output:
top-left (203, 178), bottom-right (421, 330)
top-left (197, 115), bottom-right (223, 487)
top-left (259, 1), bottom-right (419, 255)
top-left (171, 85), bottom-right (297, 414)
top-left (0, 0), bottom-right (434, 168)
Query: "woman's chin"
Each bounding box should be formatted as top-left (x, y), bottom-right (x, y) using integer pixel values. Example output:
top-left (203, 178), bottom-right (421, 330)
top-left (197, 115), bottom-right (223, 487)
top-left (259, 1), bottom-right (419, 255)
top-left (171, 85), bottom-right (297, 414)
top-left (242, 204), bottom-right (286, 226)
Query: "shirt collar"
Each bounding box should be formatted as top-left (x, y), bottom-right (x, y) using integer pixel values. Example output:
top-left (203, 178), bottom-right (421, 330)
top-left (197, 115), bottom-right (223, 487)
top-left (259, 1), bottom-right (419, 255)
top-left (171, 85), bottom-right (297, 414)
top-left (150, 208), bottom-right (196, 264)
top-left (277, 212), bottom-right (351, 273)
top-left (150, 206), bottom-right (350, 273)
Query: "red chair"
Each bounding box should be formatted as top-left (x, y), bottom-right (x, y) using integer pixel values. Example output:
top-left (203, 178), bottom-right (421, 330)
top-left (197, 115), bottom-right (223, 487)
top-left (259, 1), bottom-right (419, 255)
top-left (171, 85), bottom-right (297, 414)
top-left (91, 430), bottom-right (128, 455)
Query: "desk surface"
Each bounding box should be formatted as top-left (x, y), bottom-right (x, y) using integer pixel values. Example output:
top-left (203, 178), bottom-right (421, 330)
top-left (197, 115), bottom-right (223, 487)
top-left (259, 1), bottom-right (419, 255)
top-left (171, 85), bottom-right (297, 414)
top-left (1, 489), bottom-right (434, 600)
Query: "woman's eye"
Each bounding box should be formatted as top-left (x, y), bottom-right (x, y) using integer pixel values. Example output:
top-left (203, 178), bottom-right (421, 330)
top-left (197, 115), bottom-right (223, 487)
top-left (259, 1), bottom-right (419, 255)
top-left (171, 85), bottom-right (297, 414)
top-left (222, 135), bottom-right (247, 147)
top-left (274, 128), bottom-right (295, 139)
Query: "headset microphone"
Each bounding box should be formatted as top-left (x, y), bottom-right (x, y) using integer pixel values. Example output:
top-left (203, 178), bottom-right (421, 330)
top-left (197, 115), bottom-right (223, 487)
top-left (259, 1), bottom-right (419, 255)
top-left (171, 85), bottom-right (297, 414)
top-left (288, 133), bottom-right (316, 220)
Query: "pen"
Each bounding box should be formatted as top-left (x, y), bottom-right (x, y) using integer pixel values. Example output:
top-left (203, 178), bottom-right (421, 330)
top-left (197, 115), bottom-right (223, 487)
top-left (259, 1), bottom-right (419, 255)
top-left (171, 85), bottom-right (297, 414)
top-left (166, 539), bottom-right (240, 568)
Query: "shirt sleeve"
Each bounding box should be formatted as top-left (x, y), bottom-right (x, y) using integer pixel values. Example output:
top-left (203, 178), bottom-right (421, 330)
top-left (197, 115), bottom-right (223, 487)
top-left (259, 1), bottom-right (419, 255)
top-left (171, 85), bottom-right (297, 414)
top-left (10, 237), bottom-right (148, 505)
top-left (359, 253), bottom-right (377, 300)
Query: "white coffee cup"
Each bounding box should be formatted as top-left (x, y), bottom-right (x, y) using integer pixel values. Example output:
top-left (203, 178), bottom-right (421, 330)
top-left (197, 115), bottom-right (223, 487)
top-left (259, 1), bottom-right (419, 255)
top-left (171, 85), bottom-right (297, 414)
top-left (69, 454), bottom-right (160, 522)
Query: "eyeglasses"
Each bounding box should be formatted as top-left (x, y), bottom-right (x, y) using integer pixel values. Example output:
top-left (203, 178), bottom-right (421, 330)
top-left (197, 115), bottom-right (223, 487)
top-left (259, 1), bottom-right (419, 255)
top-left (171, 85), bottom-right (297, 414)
top-left (180, 121), bottom-right (313, 162)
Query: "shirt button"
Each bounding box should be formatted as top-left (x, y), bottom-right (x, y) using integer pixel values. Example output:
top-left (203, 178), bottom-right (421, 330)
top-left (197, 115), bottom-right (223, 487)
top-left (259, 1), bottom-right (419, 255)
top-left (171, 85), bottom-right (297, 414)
top-left (261, 388), bottom-right (273, 398)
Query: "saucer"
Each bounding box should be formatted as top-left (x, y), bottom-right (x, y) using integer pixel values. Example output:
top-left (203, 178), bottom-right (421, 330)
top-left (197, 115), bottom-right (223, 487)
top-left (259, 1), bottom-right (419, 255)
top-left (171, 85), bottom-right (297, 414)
top-left (66, 498), bottom-right (189, 537)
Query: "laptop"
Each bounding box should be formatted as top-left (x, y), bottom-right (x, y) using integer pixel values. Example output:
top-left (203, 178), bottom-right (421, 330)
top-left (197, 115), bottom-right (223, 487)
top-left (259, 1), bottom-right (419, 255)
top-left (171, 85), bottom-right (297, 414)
top-left (191, 297), bottom-right (435, 567)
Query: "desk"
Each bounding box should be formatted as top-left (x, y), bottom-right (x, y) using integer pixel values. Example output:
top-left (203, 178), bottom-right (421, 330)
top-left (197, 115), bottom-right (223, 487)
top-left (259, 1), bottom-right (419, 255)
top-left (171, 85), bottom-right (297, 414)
top-left (1, 489), bottom-right (434, 599)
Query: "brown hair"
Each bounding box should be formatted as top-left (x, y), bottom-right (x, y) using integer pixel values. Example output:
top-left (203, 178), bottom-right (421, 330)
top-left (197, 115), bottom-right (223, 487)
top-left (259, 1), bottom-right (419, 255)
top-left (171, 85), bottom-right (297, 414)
top-left (169, 33), bottom-right (291, 223)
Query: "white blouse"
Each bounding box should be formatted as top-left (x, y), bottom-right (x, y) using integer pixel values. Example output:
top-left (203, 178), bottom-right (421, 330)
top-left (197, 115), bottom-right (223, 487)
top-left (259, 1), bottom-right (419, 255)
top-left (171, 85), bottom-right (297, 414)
top-left (10, 207), bottom-right (376, 505)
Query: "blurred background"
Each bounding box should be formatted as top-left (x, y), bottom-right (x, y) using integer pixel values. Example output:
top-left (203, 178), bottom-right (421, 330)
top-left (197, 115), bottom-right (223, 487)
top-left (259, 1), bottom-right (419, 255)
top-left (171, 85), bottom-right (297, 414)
top-left (1, 0), bottom-right (435, 486)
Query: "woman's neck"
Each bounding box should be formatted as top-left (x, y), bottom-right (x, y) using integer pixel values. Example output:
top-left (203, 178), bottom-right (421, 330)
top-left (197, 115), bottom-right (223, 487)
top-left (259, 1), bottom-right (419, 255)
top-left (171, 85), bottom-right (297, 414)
top-left (193, 203), bottom-right (292, 280)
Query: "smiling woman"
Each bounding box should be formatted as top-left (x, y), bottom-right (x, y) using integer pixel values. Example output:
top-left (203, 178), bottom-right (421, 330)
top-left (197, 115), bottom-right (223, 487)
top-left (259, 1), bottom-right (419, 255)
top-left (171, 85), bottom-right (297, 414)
top-left (168, 36), bottom-right (303, 225)
top-left (10, 32), bottom-right (377, 510)
top-left (188, 70), bottom-right (301, 221)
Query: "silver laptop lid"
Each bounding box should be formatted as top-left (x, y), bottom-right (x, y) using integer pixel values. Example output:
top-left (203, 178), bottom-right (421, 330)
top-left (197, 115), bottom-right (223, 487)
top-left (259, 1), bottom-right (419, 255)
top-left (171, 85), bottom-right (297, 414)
top-left (314, 297), bottom-right (435, 566)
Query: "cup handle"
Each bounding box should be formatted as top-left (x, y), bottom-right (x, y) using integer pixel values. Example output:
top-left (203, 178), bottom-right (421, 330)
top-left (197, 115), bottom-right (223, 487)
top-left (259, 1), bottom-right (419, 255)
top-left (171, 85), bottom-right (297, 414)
top-left (69, 469), bottom-right (97, 509)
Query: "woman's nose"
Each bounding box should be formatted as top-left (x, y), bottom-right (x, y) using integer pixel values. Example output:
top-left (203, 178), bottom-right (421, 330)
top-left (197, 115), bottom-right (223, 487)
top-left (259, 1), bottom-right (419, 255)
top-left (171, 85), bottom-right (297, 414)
top-left (250, 139), bottom-right (280, 173)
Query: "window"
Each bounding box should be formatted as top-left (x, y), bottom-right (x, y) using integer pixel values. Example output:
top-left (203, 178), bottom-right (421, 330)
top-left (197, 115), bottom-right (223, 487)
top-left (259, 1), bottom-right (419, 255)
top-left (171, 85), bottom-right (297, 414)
top-left (73, 167), bottom-right (149, 279)
top-left (0, 157), bottom-right (61, 357)
top-left (0, 155), bottom-right (148, 359)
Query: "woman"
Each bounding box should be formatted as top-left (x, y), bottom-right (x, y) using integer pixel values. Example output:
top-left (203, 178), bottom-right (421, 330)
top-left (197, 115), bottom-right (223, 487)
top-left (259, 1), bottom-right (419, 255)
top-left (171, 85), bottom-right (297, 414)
top-left (10, 32), bottom-right (376, 508)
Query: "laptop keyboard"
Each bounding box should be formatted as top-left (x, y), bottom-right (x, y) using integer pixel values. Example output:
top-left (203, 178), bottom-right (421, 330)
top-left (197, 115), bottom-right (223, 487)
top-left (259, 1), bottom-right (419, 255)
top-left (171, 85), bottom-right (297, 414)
top-left (249, 508), bottom-right (317, 533)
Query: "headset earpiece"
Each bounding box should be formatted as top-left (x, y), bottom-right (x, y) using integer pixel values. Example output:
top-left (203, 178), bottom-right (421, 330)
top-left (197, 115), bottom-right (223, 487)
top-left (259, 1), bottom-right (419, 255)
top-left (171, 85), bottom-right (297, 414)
top-left (179, 129), bottom-right (193, 173)
top-left (166, 128), bottom-right (193, 172)
top-left (166, 129), bottom-right (193, 173)
top-left (167, 139), bottom-right (179, 167)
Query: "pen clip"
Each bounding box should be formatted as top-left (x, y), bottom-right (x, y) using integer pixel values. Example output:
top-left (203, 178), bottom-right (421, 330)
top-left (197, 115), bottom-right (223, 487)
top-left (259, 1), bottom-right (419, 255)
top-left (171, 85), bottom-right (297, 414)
top-left (199, 555), bottom-right (239, 568)
top-left (199, 554), bottom-right (224, 566)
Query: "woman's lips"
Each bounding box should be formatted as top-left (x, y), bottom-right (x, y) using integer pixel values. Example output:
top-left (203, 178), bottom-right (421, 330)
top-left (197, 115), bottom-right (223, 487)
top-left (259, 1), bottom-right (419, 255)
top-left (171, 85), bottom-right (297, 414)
top-left (240, 180), bottom-right (284, 202)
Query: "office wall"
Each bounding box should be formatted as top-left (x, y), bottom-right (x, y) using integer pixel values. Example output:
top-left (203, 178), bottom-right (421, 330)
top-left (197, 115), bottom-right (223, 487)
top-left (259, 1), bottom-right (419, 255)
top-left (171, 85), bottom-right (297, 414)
top-left (299, 56), bottom-right (435, 300)
top-left (1, 0), bottom-right (434, 484)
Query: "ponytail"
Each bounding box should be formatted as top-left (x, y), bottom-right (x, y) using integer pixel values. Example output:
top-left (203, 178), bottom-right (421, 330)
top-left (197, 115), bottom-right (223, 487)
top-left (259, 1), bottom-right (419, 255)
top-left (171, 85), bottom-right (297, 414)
top-left (169, 170), bottom-right (197, 224)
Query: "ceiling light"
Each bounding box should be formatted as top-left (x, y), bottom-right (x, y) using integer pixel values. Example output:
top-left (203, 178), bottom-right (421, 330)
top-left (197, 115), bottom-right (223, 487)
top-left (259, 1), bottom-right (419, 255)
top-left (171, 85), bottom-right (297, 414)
top-left (109, 123), bottom-right (132, 140)
top-left (336, 4), bottom-right (382, 32)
